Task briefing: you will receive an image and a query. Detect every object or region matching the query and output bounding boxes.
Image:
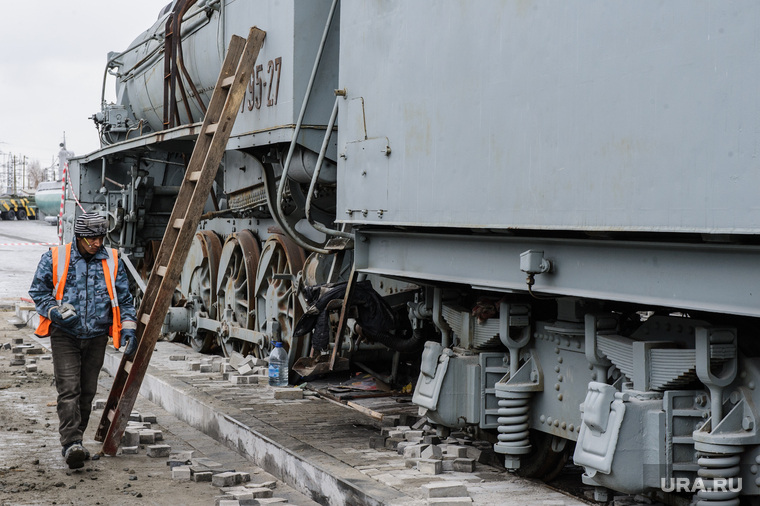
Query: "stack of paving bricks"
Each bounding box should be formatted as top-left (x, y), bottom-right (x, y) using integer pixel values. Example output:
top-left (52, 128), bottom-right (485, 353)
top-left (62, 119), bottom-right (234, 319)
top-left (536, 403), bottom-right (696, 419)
top-left (3, 337), bottom-right (49, 373)
top-left (171, 455), bottom-right (288, 504)
top-left (91, 404), bottom-right (170, 457)
top-left (167, 351), bottom-right (305, 401)
top-left (372, 420), bottom-right (488, 476)
top-left (169, 351), bottom-right (270, 386)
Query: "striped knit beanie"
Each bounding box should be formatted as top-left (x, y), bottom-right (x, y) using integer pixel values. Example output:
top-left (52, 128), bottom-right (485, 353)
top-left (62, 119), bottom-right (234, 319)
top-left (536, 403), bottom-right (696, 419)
top-left (74, 212), bottom-right (108, 238)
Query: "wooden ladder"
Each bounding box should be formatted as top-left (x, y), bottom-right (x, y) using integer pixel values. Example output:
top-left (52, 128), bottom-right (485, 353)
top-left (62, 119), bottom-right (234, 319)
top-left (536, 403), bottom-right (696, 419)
top-left (95, 27), bottom-right (266, 455)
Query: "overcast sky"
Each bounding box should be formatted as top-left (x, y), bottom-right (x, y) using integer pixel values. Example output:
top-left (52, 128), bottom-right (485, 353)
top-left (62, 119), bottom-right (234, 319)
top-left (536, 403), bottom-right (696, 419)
top-left (0, 0), bottom-right (166, 175)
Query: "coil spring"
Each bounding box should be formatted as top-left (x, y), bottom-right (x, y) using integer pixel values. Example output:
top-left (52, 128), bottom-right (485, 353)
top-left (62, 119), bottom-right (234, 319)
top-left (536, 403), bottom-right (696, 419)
top-left (695, 444), bottom-right (743, 506)
top-left (495, 390), bottom-right (532, 455)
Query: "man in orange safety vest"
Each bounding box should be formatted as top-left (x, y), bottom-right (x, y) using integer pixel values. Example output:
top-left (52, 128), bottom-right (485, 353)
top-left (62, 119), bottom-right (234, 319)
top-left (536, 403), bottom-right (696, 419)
top-left (29, 212), bottom-right (137, 469)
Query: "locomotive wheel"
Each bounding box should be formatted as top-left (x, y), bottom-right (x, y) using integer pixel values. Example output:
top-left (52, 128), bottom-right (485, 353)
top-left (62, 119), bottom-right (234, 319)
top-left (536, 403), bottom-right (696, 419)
top-left (515, 430), bottom-right (572, 482)
top-left (179, 231), bottom-right (222, 353)
top-left (253, 234), bottom-right (305, 360)
top-left (216, 230), bottom-right (260, 357)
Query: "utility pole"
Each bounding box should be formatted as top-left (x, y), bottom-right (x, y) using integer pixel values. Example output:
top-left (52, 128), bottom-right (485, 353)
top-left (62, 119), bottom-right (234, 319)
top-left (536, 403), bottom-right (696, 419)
top-left (21, 156), bottom-right (26, 191)
top-left (12, 155), bottom-right (16, 194)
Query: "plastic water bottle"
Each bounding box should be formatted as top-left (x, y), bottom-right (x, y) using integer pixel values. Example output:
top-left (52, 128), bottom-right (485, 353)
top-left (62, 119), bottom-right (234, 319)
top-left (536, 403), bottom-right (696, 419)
top-left (268, 342), bottom-right (289, 387)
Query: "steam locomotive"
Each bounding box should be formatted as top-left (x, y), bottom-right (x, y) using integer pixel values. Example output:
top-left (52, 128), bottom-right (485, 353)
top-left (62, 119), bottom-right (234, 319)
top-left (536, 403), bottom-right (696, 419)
top-left (60, 1), bottom-right (760, 503)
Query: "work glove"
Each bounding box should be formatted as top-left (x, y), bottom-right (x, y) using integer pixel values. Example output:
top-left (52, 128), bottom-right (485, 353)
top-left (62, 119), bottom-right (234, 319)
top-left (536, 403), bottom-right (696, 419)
top-left (49, 305), bottom-right (79, 330)
top-left (121, 328), bottom-right (138, 358)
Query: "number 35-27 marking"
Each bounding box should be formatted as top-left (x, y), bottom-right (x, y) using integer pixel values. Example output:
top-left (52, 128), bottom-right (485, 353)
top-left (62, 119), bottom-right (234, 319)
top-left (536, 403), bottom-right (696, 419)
top-left (244, 57), bottom-right (282, 111)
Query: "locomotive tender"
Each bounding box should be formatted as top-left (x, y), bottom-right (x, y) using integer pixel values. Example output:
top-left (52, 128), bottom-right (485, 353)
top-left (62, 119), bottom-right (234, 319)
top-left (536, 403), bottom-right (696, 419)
top-left (60, 1), bottom-right (760, 503)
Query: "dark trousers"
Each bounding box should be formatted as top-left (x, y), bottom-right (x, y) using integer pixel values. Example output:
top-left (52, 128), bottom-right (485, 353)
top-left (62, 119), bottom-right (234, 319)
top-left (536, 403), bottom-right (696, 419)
top-left (49, 328), bottom-right (108, 446)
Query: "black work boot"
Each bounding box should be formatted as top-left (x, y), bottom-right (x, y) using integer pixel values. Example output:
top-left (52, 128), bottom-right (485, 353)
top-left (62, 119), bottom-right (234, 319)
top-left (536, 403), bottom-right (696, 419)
top-left (62, 441), bottom-right (86, 469)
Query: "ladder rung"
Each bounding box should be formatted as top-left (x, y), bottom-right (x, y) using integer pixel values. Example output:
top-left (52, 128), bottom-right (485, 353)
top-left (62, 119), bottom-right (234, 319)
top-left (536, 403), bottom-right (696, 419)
top-left (140, 313), bottom-right (150, 325)
top-left (156, 266), bottom-right (167, 277)
top-left (173, 218), bottom-right (185, 229)
top-left (107, 409), bottom-right (116, 422)
top-left (187, 171), bottom-right (202, 182)
top-left (205, 123), bottom-right (219, 135)
top-left (123, 361), bottom-right (132, 373)
top-left (220, 75), bottom-right (235, 89)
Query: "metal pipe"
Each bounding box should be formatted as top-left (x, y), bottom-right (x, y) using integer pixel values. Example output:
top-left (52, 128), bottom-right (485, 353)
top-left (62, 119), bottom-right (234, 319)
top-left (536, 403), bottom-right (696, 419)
top-left (432, 287), bottom-right (452, 348)
top-left (305, 95), bottom-right (352, 239)
top-left (273, 0), bottom-right (338, 254)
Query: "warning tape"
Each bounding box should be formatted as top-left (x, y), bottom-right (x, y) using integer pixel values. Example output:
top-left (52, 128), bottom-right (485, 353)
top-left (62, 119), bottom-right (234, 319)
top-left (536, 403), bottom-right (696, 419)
top-left (0, 242), bottom-right (59, 247)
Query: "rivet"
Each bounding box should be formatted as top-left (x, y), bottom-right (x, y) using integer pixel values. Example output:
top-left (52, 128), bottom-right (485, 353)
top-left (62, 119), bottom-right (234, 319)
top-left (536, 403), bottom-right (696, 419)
top-left (539, 415), bottom-right (546, 423)
top-left (756, 477), bottom-right (760, 487)
top-left (547, 417), bottom-right (553, 425)
top-left (554, 366), bottom-right (560, 373)
top-left (756, 454), bottom-right (760, 465)
top-left (750, 382), bottom-right (756, 390)
top-left (557, 357), bottom-right (563, 364)
top-left (591, 373), bottom-right (597, 380)
top-left (557, 394), bottom-right (563, 401)
top-left (553, 420), bottom-right (559, 427)
top-left (554, 383), bottom-right (561, 391)
top-left (555, 347), bottom-right (560, 354)
top-left (561, 422), bottom-right (567, 429)
top-left (588, 364), bottom-right (594, 370)
top-left (751, 465), bottom-right (758, 475)
top-left (569, 424), bottom-right (575, 432)
top-left (557, 375), bottom-right (563, 382)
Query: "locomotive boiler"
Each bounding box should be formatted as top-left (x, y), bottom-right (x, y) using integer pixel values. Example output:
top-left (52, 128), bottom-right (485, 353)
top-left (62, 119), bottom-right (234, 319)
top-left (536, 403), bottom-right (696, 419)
top-left (60, 1), bottom-right (760, 503)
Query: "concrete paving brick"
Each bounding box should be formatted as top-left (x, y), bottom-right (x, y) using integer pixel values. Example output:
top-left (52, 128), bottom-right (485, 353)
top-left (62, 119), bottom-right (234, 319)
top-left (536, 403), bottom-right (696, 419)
top-left (129, 411), bottom-right (141, 421)
top-left (25, 363), bottom-right (37, 372)
top-left (200, 364), bottom-right (213, 373)
top-left (230, 375), bottom-right (250, 385)
top-left (141, 412), bottom-right (158, 423)
top-left (216, 501), bottom-right (240, 506)
top-left (237, 363), bottom-right (254, 375)
top-left (403, 444), bottom-right (428, 459)
top-left (418, 459), bottom-right (443, 475)
top-left (443, 445), bottom-right (468, 458)
top-left (385, 437), bottom-right (404, 450)
top-left (396, 441), bottom-right (414, 454)
top-left (147, 444), bottom-right (172, 457)
top-left (421, 445), bottom-right (443, 460)
top-left (405, 430), bottom-right (424, 441)
top-left (256, 499), bottom-right (288, 504)
top-left (273, 388), bottom-right (303, 400)
top-left (139, 429), bottom-right (156, 444)
top-left (169, 355), bottom-right (186, 361)
top-left (121, 446), bottom-right (139, 454)
top-left (187, 361), bottom-right (201, 371)
top-left (172, 466), bottom-right (192, 480)
top-left (92, 398), bottom-right (107, 409)
top-left (452, 458), bottom-right (476, 472)
top-left (422, 482), bottom-right (469, 498)
top-left (192, 470), bottom-right (213, 482)
top-left (247, 487), bottom-right (274, 498)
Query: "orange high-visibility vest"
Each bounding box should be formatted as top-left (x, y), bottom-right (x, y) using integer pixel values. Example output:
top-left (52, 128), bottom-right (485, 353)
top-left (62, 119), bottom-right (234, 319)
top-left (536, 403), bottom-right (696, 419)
top-left (35, 243), bottom-right (123, 346)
